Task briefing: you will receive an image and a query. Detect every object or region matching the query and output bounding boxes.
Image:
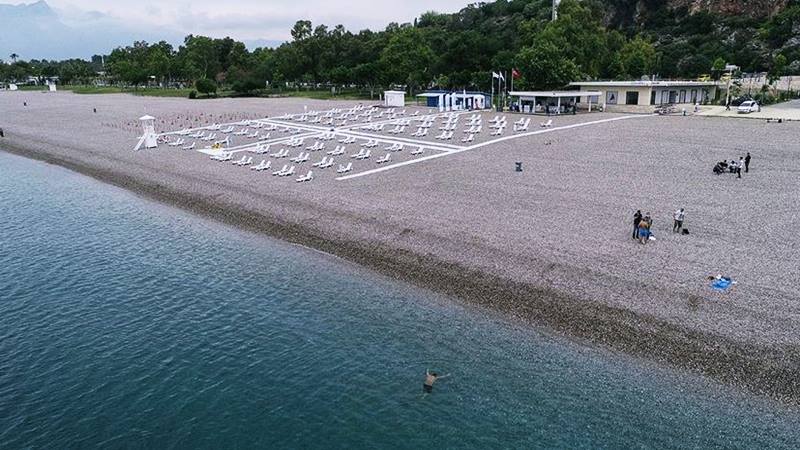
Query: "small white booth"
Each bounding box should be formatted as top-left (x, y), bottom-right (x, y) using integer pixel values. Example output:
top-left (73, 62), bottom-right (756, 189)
top-left (384, 90), bottom-right (406, 107)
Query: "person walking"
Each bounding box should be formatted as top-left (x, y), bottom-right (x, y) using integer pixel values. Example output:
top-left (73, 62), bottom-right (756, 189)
top-left (737, 157), bottom-right (744, 178)
top-left (673, 208), bottom-right (685, 233)
top-left (745, 152), bottom-right (751, 173)
top-left (633, 210), bottom-right (642, 240)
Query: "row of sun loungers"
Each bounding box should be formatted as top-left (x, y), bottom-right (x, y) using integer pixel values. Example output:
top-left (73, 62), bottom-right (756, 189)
top-left (327, 146), bottom-right (346, 156)
top-left (351, 149), bottom-right (372, 160)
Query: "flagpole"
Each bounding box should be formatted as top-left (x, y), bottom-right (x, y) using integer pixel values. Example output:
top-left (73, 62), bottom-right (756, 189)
top-left (491, 72), bottom-right (495, 111)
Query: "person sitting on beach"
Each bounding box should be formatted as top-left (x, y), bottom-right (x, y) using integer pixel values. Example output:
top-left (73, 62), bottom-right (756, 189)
top-left (423, 369), bottom-right (448, 394)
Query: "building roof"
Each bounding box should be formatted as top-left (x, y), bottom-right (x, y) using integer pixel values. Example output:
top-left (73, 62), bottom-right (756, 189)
top-left (509, 90), bottom-right (603, 98)
top-left (139, 115), bottom-right (156, 121)
top-left (569, 80), bottom-right (719, 88)
top-left (384, 90), bottom-right (406, 94)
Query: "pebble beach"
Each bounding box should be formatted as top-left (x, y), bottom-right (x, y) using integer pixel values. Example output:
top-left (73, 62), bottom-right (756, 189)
top-left (2, 90), bottom-right (799, 402)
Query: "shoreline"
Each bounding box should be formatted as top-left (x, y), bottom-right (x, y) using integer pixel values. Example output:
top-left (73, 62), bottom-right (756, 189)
top-left (3, 140), bottom-right (799, 405)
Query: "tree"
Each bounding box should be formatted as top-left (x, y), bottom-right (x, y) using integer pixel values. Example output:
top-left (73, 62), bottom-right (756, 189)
top-left (291, 20), bottom-right (313, 41)
top-left (618, 37), bottom-right (657, 78)
top-left (515, 40), bottom-right (580, 89)
top-left (195, 78), bottom-right (217, 97)
top-left (9, 53), bottom-right (18, 63)
top-left (768, 54), bottom-right (787, 85)
top-left (379, 27), bottom-right (435, 93)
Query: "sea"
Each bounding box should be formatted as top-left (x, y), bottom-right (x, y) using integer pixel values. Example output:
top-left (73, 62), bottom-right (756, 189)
top-left (1, 150), bottom-right (798, 449)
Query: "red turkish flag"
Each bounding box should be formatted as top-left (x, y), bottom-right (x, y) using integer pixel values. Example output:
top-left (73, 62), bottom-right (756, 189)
top-left (512, 68), bottom-right (521, 79)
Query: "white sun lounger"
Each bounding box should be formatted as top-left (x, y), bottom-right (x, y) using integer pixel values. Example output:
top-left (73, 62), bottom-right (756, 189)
top-left (410, 147), bottom-right (424, 156)
top-left (540, 119), bottom-right (553, 128)
top-left (356, 150), bottom-right (371, 160)
top-left (182, 142), bottom-right (195, 150)
top-left (336, 162), bottom-right (353, 174)
top-left (376, 154), bottom-right (391, 164)
top-left (272, 164), bottom-right (289, 176)
top-left (296, 171), bottom-right (314, 182)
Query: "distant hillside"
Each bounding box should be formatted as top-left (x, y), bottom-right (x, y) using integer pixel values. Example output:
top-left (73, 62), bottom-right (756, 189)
top-left (0, 1), bottom-right (184, 60)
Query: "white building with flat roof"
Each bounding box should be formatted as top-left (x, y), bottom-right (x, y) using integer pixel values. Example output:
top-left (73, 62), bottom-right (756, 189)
top-left (383, 90), bottom-right (406, 107)
top-left (569, 80), bottom-right (723, 107)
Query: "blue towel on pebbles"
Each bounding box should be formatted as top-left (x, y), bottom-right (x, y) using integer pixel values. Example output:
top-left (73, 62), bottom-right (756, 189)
top-left (711, 278), bottom-right (733, 290)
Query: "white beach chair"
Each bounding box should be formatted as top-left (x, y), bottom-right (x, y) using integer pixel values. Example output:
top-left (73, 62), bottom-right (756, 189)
top-left (410, 147), bottom-right (424, 156)
top-left (273, 164), bottom-right (289, 176)
top-left (296, 171), bottom-right (314, 182)
top-left (376, 154), bottom-right (391, 164)
top-left (282, 166), bottom-right (296, 177)
top-left (356, 150), bottom-right (371, 160)
top-left (461, 134), bottom-right (474, 143)
top-left (232, 155), bottom-right (248, 165)
top-left (336, 162), bottom-right (353, 174)
top-left (540, 119), bottom-right (553, 128)
top-left (182, 142), bottom-right (196, 151)
top-left (351, 149), bottom-right (366, 159)
top-left (312, 156), bottom-right (328, 167)
top-left (255, 160), bottom-right (272, 171)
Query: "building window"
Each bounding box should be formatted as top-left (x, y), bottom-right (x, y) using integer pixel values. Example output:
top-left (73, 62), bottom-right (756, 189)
top-left (679, 90), bottom-right (687, 103)
top-left (661, 91), bottom-right (669, 104)
top-left (691, 89), bottom-right (698, 103)
top-left (606, 90), bottom-right (618, 105)
top-left (625, 91), bottom-right (639, 105)
top-left (669, 91), bottom-right (678, 103)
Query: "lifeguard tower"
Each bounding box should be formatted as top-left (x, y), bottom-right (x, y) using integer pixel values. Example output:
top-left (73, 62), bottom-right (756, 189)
top-left (134, 115), bottom-right (158, 150)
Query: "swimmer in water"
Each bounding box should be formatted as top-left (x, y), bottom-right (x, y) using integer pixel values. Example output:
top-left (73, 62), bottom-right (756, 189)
top-left (423, 369), bottom-right (449, 394)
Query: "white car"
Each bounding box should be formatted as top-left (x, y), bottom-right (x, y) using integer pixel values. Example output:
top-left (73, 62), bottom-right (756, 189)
top-left (737, 100), bottom-right (760, 114)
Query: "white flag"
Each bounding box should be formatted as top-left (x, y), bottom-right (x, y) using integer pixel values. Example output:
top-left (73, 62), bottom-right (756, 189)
top-left (492, 71), bottom-right (500, 79)
top-left (498, 72), bottom-right (505, 82)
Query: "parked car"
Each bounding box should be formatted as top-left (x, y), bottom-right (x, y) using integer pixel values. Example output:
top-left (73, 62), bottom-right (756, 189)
top-left (737, 100), bottom-right (761, 113)
top-left (730, 96), bottom-right (752, 107)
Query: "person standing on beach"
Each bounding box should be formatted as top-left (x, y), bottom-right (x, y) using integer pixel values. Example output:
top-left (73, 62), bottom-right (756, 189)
top-left (673, 208), bottom-right (685, 233)
top-left (737, 157), bottom-right (744, 178)
top-left (745, 152), bottom-right (751, 173)
top-left (633, 210), bottom-right (642, 240)
top-left (639, 213), bottom-right (652, 244)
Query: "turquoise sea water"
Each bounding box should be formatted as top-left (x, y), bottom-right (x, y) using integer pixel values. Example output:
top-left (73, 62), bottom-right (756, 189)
top-left (0, 151), bottom-right (798, 449)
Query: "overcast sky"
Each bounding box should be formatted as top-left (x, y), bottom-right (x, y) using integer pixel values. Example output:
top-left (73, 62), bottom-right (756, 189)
top-left (48, 0), bottom-right (472, 41)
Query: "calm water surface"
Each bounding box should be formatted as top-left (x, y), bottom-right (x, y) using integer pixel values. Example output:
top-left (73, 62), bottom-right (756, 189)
top-left (0, 151), bottom-right (798, 449)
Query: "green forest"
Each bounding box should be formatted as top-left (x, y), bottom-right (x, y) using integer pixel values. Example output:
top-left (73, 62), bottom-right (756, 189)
top-left (2, 0), bottom-right (798, 95)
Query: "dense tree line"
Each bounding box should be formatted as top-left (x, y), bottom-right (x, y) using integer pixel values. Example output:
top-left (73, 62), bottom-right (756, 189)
top-left (2, 0), bottom-right (797, 94)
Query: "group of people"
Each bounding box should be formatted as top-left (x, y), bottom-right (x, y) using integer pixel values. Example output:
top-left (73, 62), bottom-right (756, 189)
top-left (632, 208), bottom-right (686, 244)
top-left (713, 152), bottom-right (751, 178)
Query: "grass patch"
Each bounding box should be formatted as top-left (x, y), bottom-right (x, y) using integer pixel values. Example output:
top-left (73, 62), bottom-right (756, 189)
top-left (59, 85), bottom-right (377, 101)
top-left (276, 90), bottom-right (375, 101)
top-left (66, 86), bottom-right (196, 97)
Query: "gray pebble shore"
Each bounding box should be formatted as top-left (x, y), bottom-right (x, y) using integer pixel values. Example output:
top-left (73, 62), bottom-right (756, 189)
top-left (2, 91), bottom-right (799, 402)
